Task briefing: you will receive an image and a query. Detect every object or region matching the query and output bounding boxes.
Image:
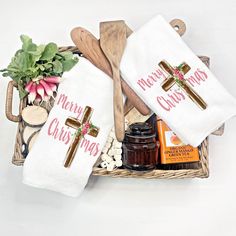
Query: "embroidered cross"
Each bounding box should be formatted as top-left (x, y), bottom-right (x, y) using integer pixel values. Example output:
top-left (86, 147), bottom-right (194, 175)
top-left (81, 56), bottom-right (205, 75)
top-left (159, 60), bottom-right (207, 110)
top-left (64, 106), bottom-right (99, 168)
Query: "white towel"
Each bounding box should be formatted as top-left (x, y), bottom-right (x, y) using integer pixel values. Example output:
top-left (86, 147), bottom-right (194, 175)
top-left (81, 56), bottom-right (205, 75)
top-left (120, 15), bottom-right (236, 147)
top-left (23, 57), bottom-right (113, 197)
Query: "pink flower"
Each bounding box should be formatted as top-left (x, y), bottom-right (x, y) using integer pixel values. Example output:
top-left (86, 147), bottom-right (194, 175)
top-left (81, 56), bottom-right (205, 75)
top-left (84, 122), bottom-right (90, 129)
top-left (81, 122), bottom-right (90, 135)
top-left (173, 68), bottom-right (184, 81)
top-left (82, 129), bottom-right (87, 135)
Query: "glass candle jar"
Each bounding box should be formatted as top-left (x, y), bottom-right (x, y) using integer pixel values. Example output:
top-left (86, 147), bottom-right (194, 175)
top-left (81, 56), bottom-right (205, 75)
top-left (122, 122), bottom-right (158, 171)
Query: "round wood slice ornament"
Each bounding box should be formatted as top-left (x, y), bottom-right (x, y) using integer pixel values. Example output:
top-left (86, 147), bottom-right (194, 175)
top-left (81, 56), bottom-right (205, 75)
top-left (22, 105), bottom-right (48, 127)
top-left (22, 126), bottom-right (41, 144)
top-left (27, 130), bottom-right (40, 152)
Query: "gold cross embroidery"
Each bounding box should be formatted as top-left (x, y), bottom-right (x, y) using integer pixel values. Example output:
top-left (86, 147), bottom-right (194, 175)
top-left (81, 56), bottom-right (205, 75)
top-left (159, 60), bottom-right (207, 110)
top-left (64, 106), bottom-right (99, 168)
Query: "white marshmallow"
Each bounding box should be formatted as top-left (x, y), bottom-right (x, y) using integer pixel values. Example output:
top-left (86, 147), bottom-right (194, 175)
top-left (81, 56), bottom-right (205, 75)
top-left (114, 155), bottom-right (122, 160)
top-left (114, 154), bottom-right (122, 160)
top-left (104, 143), bottom-right (112, 149)
top-left (109, 131), bottom-right (116, 139)
top-left (101, 154), bottom-right (109, 161)
top-left (114, 142), bottom-right (122, 148)
top-left (108, 149), bottom-right (114, 156)
top-left (107, 136), bottom-right (113, 143)
top-left (115, 160), bottom-right (123, 167)
top-left (113, 149), bottom-right (122, 155)
top-left (105, 156), bottom-right (113, 163)
top-left (100, 161), bottom-right (108, 168)
top-left (102, 147), bottom-right (108, 153)
top-left (107, 161), bottom-right (116, 171)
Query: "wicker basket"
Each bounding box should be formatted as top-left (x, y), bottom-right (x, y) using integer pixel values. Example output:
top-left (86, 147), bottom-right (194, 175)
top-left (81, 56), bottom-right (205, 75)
top-left (5, 47), bottom-right (224, 179)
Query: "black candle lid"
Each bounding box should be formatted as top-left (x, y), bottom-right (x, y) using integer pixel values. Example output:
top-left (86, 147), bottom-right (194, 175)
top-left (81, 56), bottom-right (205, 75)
top-left (125, 122), bottom-right (155, 140)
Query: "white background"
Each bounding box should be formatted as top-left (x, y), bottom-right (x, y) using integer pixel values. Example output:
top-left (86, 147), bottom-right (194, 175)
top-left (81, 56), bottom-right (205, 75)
top-left (0, 0), bottom-right (236, 235)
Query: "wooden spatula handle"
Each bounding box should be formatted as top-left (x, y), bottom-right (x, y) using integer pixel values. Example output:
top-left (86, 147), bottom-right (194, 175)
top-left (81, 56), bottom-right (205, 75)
top-left (112, 67), bottom-right (125, 140)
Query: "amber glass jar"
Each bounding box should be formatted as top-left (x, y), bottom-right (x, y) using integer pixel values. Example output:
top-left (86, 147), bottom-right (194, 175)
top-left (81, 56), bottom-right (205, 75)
top-left (122, 122), bottom-right (158, 171)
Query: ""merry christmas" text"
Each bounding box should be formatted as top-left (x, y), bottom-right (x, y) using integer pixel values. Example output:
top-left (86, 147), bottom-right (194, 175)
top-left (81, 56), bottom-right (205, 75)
top-left (136, 67), bottom-right (208, 111)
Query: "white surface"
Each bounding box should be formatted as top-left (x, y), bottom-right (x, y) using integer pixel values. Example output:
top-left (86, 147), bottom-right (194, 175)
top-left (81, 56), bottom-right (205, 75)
top-left (0, 0), bottom-right (236, 235)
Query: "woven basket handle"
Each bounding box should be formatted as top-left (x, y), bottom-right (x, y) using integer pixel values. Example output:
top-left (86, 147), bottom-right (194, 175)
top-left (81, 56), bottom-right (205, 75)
top-left (5, 81), bottom-right (22, 122)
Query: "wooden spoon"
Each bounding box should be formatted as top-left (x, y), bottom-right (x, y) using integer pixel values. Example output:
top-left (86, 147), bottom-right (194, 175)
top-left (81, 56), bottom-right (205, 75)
top-left (100, 20), bottom-right (127, 141)
top-left (70, 27), bottom-right (150, 116)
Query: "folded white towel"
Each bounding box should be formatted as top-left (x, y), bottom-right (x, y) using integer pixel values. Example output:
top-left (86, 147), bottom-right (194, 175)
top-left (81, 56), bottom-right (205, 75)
top-left (23, 57), bottom-right (113, 197)
top-left (120, 15), bottom-right (236, 146)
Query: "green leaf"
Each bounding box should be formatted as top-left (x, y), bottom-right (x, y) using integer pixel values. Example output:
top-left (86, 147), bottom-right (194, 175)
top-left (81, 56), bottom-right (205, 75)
top-left (29, 44), bottom-right (45, 63)
top-left (20, 35), bottom-right (37, 52)
top-left (62, 58), bottom-right (78, 71)
top-left (38, 64), bottom-right (45, 71)
top-left (58, 51), bottom-right (74, 60)
top-left (2, 72), bottom-right (9, 77)
top-left (15, 49), bottom-right (23, 56)
top-left (8, 51), bottom-right (32, 73)
top-left (43, 63), bottom-right (53, 70)
top-left (52, 60), bottom-right (63, 74)
top-left (20, 35), bottom-right (31, 45)
top-left (40, 43), bottom-right (58, 60)
top-left (18, 83), bottom-right (28, 99)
